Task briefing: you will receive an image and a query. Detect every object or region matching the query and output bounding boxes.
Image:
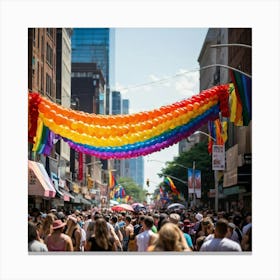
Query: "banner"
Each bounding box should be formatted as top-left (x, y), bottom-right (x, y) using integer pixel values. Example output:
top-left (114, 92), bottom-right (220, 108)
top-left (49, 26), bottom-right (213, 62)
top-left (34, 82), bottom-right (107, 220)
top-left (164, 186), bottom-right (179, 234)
top-left (78, 152), bottom-right (83, 181)
top-left (188, 169), bottom-right (201, 198)
top-left (212, 145), bottom-right (225, 170)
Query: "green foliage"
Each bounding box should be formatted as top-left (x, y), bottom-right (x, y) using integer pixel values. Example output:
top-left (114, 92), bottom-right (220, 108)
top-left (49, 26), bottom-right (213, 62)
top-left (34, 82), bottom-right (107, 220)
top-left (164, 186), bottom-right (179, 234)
top-left (118, 177), bottom-right (146, 202)
top-left (159, 141), bottom-right (214, 201)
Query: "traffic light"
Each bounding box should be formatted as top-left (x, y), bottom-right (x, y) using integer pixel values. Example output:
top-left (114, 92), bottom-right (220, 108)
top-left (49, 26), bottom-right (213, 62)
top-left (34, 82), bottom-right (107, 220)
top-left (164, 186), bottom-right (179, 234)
top-left (146, 178), bottom-right (150, 187)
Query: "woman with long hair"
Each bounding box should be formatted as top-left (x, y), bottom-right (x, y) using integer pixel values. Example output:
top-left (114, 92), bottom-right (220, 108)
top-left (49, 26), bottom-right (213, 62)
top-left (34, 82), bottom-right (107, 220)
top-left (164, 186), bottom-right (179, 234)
top-left (148, 222), bottom-right (191, 252)
top-left (41, 213), bottom-right (56, 240)
top-left (85, 218), bottom-right (117, 251)
top-left (45, 220), bottom-right (73, 251)
top-left (65, 215), bottom-right (82, 251)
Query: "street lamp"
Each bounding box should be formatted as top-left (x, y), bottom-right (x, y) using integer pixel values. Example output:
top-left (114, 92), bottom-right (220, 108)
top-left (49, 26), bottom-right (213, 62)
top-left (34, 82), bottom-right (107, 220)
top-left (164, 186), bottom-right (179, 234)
top-left (192, 130), bottom-right (220, 213)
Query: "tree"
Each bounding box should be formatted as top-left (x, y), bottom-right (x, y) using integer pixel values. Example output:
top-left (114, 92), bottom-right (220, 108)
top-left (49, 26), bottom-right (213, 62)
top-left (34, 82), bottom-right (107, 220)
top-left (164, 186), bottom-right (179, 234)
top-left (159, 141), bottom-right (214, 202)
top-left (118, 177), bottom-right (146, 203)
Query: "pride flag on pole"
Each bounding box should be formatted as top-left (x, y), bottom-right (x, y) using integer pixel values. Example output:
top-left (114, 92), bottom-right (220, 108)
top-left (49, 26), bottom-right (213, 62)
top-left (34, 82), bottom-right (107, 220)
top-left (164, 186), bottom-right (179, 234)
top-left (109, 170), bottom-right (116, 189)
top-left (164, 177), bottom-right (180, 195)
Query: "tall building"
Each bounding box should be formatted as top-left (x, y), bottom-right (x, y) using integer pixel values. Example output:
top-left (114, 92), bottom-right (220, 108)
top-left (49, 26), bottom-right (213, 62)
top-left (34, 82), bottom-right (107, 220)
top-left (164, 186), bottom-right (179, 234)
top-left (111, 90), bottom-right (122, 114)
top-left (70, 28), bottom-right (114, 203)
top-left (71, 28), bottom-right (115, 114)
top-left (111, 96), bottom-right (144, 188)
top-left (28, 28), bottom-right (57, 102)
top-left (56, 28), bottom-right (73, 177)
top-left (197, 28), bottom-right (252, 212)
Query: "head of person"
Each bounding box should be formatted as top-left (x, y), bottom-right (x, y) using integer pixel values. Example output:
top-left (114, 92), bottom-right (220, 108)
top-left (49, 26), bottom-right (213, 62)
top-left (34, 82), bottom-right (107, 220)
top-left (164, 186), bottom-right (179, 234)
top-left (195, 213), bottom-right (203, 223)
top-left (214, 218), bottom-right (229, 238)
top-left (66, 215), bottom-right (78, 229)
top-left (52, 219), bottom-right (66, 233)
top-left (226, 222), bottom-right (236, 238)
top-left (28, 221), bottom-right (38, 243)
top-left (143, 216), bottom-right (154, 230)
top-left (233, 215), bottom-right (242, 227)
top-left (153, 213), bottom-right (160, 226)
top-left (157, 213), bottom-right (169, 231)
top-left (36, 221), bottom-right (43, 237)
top-left (169, 213), bottom-right (181, 226)
top-left (43, 213), bottom-right (56, 226)
top-left (125, 215), bottom-right (132, 225)
top-left (94, 218), bottom-right (110, 238)
top-left (110, 215), bottom-right (118, 224)
top-left (195, 235), bottom-right (206, 251)
top-left (201, 217), bottom-right (214, 236)
top-left (154, 222), bottom-right (185, 251)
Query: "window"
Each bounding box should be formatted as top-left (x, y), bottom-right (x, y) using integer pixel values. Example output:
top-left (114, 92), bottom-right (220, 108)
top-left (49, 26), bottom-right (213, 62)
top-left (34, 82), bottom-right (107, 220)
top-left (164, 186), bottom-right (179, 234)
top-left (46, 43), bottom-right (53, 66)
top-left (33, 28), bottom-right (36, 46)
top-left (40, 67), bottom-right (43, 91)
top-left (46, 28), bottom-right (53, 38)
top-left (46, 73), bottom-right (52, 96)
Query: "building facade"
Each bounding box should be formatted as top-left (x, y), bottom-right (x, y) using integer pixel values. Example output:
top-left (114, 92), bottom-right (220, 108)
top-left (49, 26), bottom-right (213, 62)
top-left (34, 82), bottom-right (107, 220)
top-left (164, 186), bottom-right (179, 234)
top-left (56, 28), bottom-right (72, 171)
top-left (197, 28), bottom-right (252, 213)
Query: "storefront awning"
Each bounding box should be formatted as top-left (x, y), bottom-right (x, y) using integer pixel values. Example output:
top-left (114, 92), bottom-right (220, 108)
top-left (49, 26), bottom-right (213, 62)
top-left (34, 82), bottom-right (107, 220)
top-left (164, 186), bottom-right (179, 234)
top-left (51, 172), bottom-right (71, 202)
top-left (60, 188), bottom-right (75, 202)
top-left (28, 160), bottom-right (56, 198)
top-left (80, 197), bottom-right (92, 205)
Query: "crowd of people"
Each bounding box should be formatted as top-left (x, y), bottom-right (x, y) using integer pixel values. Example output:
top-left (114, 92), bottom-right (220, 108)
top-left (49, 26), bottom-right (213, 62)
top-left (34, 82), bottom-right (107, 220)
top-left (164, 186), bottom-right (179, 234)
top-left (28, 206), bottom-right (252, 252)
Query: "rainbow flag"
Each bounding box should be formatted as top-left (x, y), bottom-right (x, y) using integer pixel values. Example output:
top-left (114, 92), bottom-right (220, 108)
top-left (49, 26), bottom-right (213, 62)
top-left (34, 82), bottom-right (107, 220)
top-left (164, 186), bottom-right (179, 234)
top-left (229, 70), bottom-right (252, 126)
top-left (164, 177), bottom-right (180, 195)
top-left (109, 170), bottom-right (116, 189)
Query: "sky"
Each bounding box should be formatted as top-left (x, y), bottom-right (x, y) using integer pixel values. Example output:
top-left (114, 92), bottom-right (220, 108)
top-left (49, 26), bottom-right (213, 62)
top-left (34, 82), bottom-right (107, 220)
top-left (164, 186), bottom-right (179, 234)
top-left (114, 28), bottom-right (208, 194)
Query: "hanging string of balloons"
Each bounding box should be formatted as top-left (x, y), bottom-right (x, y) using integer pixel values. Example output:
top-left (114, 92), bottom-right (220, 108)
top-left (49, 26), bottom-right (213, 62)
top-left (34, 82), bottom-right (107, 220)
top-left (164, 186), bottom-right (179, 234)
top-left (28, 84), bottom-right (230, 159)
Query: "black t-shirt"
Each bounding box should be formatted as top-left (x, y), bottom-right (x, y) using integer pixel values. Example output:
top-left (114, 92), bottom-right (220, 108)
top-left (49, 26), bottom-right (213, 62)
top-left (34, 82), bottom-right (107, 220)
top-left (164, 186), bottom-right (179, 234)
top-left (88, 236), bottom-right (114, 251)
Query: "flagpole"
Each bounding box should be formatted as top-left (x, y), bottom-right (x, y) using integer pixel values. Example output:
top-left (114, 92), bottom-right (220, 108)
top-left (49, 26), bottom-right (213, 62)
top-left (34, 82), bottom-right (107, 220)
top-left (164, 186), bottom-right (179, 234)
top-left (192, 161), bottom-right (196, 208)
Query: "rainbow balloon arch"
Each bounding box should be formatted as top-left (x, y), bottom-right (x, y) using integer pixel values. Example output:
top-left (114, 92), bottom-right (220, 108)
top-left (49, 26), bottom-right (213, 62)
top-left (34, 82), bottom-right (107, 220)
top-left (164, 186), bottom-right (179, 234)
top-left (28, 84), bottom-right (230, 159)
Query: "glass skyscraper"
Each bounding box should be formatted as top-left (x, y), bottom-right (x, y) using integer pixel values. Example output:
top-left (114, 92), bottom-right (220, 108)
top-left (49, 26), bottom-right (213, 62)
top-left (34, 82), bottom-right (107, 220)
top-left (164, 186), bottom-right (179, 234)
top-left (71, 28), bottom-right (115, 87)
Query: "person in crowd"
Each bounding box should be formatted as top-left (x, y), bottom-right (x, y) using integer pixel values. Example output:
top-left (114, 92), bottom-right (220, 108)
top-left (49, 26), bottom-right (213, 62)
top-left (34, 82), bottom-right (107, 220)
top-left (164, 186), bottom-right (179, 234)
top-left (41, 213), bottom-right (56, 241)
top-left (198, 217), bottom-right (215, 243)
top-left (45, 220), bottom-right (73, 251)
top-left (157, 213), bottom-right (169, 231)
top-left (83, 214), bottom-right (92, 232)
top-left (242, 214), bottom-right (252, 235)
top-left (148, 222), bottom-right (191, 252)
top-left (122, 215), bottom-right (134, 251)
top-left (153, 213), bottom-right (160, 230)
top-left (241, 226), bottom-right (252, 251)
top-left (85, 218), bottom-right (117, 251)
top-left (76, 215), bottom-right (86, 251)
top-left (65, 215), bottom-right (82, 251)
top-left (35, 221), bottom-right (44, 242)
top-left (106, 215), bottom-right (122, 251)
top-left (135, 216), bottom-right (157, 252)
top-left (169, 213), bottom-right (193, 250)
top-left (110, 215), bottom-right (123, 251)
top-left (200, 218), bottom-right (242, 252)
top-left (226, 222), bottom-right (241, 244)
top-left (193, 212), bottom-right (203, 237)
top-left (85, 212), bottom-right (102, 241)
top-left (28, 222), bottom-right (48, 252)
top-left (233, 215), bottom-right (244, 244)
top-left (194, 235), bottom-right (206, 251)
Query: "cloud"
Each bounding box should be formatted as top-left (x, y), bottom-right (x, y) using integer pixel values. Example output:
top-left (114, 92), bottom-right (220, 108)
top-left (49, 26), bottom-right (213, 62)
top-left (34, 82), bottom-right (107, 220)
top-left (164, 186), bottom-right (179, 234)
top-left (115, 68), bottom-right (200, 113)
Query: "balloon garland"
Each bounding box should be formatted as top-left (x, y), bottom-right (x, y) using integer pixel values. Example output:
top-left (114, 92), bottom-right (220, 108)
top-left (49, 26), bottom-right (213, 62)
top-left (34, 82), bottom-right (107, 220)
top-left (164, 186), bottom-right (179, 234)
top-left (28, 84), bottom-right (229, 159)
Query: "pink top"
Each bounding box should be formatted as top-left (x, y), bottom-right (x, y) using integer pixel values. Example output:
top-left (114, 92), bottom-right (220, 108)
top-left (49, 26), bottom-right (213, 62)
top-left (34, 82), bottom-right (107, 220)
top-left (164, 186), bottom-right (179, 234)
top-left (46, 234), bottom-right (67, 251)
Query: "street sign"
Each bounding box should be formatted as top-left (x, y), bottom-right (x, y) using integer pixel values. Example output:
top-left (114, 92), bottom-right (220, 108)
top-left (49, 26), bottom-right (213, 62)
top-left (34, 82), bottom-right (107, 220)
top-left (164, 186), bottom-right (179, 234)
top-left (212, 145), bottom-right (225, 170)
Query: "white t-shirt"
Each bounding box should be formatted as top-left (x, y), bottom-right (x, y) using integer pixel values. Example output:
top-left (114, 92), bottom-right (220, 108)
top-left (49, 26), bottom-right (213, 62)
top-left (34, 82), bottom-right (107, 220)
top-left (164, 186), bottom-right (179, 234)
top-left (200, 237), bottom-right (242, 252)
top-left (136, 230), bottom-right (153, 252)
